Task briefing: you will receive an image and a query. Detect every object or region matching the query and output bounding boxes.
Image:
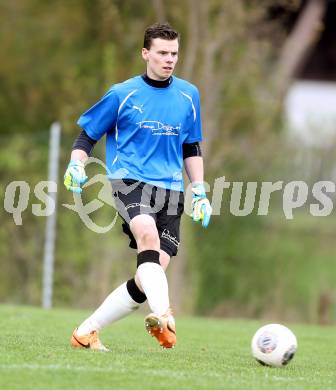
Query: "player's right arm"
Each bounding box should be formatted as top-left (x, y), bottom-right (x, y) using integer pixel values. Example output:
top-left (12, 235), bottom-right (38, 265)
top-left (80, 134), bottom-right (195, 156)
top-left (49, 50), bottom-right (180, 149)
top-left (64, 157), bottom-right (88, 194)
top-left (71, 149), bottom-right (89, 162)
top-left (64, 133), bottom-right (93, 193)
top-left (64, 86), bottom-right (119, 193)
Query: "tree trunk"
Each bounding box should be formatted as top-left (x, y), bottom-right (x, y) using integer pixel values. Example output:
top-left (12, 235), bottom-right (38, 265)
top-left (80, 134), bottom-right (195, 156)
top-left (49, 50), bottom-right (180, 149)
top-left (152, 0), bottom-right (166, 22)
top-left (181, 0), bottom-right (200, 79)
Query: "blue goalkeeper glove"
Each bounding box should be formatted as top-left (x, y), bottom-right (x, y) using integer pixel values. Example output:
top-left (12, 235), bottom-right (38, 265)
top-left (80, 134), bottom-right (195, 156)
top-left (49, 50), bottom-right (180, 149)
top-left (64, 160), bottom-right (88, 193)
top-left (191, 183), bottom-right (212, 228)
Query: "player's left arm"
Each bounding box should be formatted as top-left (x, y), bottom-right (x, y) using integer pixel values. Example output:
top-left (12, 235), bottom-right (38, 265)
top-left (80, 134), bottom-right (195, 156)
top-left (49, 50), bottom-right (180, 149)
top-left (184, 153), bottom-right (212, 228)
top-left (183, 85), bottom-right (212, 227)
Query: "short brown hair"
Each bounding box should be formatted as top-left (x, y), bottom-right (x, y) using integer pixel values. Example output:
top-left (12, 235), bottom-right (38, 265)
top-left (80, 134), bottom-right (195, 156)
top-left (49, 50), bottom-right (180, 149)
top-left (143, 22), bottom-right (179, 50)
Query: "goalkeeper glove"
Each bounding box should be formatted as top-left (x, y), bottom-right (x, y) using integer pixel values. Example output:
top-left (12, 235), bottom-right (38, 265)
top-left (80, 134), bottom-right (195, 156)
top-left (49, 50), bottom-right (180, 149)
top-left (191, 183), bottom-right (212, 228)
top-left (64, 160), bottom-right (88, 193)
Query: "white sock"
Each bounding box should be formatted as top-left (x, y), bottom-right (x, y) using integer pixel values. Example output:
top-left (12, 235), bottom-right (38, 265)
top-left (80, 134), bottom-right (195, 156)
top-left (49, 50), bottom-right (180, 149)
top-left (137, 262), bottom-right (169, 316)
top-left (76, 282), bottom-right (140, 336)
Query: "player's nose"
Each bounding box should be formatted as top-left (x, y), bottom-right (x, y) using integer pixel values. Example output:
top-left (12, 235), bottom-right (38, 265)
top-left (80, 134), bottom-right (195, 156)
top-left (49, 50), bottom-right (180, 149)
top-left (166, 54), bottom-right (174, 63)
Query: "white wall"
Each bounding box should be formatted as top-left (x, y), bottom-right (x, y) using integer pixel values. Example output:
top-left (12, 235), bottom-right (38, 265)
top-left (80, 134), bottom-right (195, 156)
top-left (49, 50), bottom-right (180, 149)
top-left (285, 81), bottom-right (336, 147)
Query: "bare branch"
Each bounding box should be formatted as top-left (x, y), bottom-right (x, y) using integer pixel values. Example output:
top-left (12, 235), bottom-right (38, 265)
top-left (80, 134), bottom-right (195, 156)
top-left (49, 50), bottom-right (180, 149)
top-left (275, 0), bottom-right (327, 95)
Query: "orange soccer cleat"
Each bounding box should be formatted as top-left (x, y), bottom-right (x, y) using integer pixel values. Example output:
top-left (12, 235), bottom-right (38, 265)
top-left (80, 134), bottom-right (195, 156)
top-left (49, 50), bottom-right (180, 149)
top-left (144, 309), bottom-right (176, 349)
top-left (70, 328), bottom-right (110, 352)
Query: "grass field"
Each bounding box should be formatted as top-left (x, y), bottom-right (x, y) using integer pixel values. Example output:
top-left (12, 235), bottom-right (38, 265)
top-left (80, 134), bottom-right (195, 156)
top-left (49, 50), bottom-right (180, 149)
top-left (0, 305), bottom-right (335, 390)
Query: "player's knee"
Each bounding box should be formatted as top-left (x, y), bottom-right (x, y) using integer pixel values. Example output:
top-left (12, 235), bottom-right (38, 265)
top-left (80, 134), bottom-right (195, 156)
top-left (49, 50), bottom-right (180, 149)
top-left (130, 215), bottom-right (159, 250)
top-left (137, 225), bottom-right (160, 250)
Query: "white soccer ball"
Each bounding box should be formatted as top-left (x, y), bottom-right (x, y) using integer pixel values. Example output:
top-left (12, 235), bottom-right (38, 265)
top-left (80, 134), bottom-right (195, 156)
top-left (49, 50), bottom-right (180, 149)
top-left (251, 323), bottom-right (298, 367)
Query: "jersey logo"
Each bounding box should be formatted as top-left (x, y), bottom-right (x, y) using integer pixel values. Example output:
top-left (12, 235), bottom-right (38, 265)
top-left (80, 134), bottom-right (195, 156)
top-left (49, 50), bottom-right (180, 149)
top-left (132, 104), bottom-right (144, 113)
top-left (137, 120), bottom-right (181, 136)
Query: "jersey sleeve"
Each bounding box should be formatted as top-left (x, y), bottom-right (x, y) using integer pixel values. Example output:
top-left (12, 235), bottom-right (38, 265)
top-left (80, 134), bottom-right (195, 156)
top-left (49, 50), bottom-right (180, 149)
top-left (77, 88), bottom-right (119, 141)
top-left (184, 87), bottom-right (203, 143)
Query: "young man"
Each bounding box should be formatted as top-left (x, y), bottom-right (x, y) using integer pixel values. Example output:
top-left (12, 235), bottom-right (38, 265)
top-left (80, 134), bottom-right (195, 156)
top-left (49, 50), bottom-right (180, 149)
top-left (64, 22), bottom-right (212, 350)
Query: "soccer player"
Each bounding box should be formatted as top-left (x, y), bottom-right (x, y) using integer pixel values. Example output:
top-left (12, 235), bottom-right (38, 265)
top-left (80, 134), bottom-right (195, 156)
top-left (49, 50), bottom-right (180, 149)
top-left (64, 22), bottom-right (212, 350)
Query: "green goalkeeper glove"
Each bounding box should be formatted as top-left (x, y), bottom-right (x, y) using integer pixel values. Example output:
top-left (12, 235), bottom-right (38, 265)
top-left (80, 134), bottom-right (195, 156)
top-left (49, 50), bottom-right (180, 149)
top-left (191, 183), bottom-right (212, 228)
top-left (64, 160), bottom-right (88, 193)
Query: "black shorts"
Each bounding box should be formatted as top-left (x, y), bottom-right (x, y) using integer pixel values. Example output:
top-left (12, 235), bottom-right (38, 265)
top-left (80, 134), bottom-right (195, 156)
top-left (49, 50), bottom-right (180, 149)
top-left (111, 179), bottom-right (184, 257)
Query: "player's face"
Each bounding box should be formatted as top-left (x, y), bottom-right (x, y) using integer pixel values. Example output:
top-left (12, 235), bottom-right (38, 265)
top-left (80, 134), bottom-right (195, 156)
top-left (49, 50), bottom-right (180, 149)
top-left (142, 38), bottom-right (179, 80)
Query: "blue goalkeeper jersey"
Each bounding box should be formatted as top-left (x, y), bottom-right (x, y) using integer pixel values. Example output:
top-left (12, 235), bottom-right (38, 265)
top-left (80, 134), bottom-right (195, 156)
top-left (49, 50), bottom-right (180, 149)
top-left (77, 75), bottom-right (203, 191)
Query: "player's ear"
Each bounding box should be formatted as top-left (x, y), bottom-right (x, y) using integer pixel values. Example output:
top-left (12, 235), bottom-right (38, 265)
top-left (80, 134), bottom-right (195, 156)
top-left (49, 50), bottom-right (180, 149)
top-left (142, 48), bottom-right (149, 61)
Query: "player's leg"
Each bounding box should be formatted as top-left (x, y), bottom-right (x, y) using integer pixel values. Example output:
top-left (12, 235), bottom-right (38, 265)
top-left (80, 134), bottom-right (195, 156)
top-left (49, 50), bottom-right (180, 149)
top-left (70, 181), bottom-right (175, 350)
top-left (134, 249), bottom-right (176, 349)
top-left (75, 248), bottom-right (170, 338)
top-left (72, 247), bottom-right (174, 350)
top-left (134, 249), bottom-right (170, 290)
top-left (71, 277), bottom-right (147, 350)
top-left (71, 180), bottom-right (148, 351)
top-left (130, 214), bottom-right (171, 317)
top-left (72, 247), bottom-right (172, 350)
top-left (140, 188), bottom-right (183, 348)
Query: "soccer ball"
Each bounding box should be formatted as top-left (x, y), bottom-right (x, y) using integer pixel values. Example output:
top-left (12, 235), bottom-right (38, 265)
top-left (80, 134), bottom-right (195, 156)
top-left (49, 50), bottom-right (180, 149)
top-left (251, 323), bottom-right (297, 367)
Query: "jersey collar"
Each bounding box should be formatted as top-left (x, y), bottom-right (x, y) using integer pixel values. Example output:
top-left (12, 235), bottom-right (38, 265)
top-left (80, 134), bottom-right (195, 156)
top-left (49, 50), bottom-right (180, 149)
top-left (141, 73), bottom-right (172, 88)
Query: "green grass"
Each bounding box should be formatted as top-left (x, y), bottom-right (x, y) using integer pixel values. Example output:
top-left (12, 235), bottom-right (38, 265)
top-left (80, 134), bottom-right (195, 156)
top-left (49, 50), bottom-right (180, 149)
top-left (0, 305), bottom-right (335, 390)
